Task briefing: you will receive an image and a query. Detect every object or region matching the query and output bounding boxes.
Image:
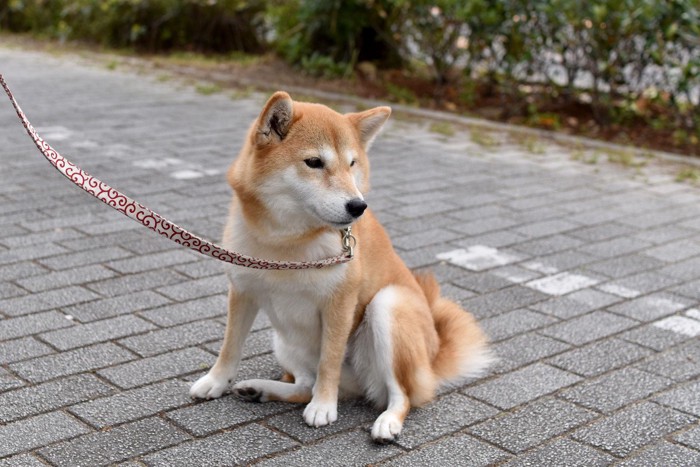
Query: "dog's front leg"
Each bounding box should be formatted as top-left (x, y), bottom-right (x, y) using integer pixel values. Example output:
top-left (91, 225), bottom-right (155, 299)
top-left (303, 292), bottom-right (357, 427)
top-left (190, 286), bottom-right (257, 399)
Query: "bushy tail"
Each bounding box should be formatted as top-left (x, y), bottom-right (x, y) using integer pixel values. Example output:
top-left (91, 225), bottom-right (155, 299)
top-left (414, 273), bottom-right (493, 388)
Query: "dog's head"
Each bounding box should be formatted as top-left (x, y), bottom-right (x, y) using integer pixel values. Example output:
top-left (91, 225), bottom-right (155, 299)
top-left (230, 92), bottom-right (390, 232)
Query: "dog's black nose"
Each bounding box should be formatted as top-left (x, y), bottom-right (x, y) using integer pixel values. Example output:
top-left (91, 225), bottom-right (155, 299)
top-left (346, 199), bottom-right (367, 218)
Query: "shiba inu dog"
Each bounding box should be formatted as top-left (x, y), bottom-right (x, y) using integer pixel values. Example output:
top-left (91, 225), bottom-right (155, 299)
top-left (189, 92), bottom-right (491, 442)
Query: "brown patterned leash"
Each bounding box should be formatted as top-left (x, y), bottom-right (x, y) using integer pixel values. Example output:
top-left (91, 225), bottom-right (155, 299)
top-left (0, 74), bottom-right (355, 270)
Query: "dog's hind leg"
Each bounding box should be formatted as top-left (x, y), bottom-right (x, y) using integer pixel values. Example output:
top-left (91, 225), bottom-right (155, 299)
top-left (233, 377), bottom-right (313, 403)
top-left (190, 287), bottom-right (258, 399)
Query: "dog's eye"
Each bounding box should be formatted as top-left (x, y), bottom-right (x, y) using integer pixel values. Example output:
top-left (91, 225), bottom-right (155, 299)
top-left (350, 160), bottom-right (357, 167)
top-left (304, 157), bottom-right (324, 169)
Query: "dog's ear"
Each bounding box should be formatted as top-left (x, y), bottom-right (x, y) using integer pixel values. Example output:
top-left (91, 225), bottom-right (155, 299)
top-left (256, 92), bottom-right (293, 146)
top-left (347, 106), bottom-right (391, 150)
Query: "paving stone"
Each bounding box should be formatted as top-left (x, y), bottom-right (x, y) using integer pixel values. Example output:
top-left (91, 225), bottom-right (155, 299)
top-left (560, 367), bottom-right (673, 413)
top-left (490, 333), bottom-right (571, 373)
top-left (461, 286), bottom-right (549, 319)
top-left (86, 269), bottom-right (186, 297)
top-left (0, 281), bottom-right (25, 299)
top-left (654, 380), bottom-right (700, 417)
top-left (40, 315), bottom-right (157, 350)
top-left (480, 309), bottom-right (557, 342)
top-left (503, 438), bottom-right (614, 467)
top-left (0, 454), bottom-right (46, 467)
top-left (673, 279), bottom-right (700, 300)
top-left (39, 417), bottom-right (190, 467)
top-left (393, 393), bottom-right (498, 449)
top-left (0, 243), bottom-right (69, 266)
top-left (392, 228), bottom-right (463, 251)
top-left (0, 368), bottom-right (24, 392)
top-left (620, 323), bottom-right (692, 351)
top-left (165, 396), bottom-right (266, 436)
top-left (98, 347), bottom-right (214, 389)
top-left (0, 337), bottom-right (53, 364)
top-left (463, 363), bottom-right (581, 410)
top-left (119, 319), bottom-right (225, 357)
top-left (255, 429), bottom-right (396, 467)
top-left (568, 222), bottom-right (636, 242)
top-left (10, 342), bottom-right (135, 383)
top-left (173, 259), bottom-right (225, 279)
top-left (659, 257), bottom-right (700, 280)
top-left (37, 246), bottom-right (134, 270)
top-left (675, 424), bottom-right (700, 450)
top-left (106, 250), bottom-right (199, 274)
top-left (607, 293), bottom-right (692, 322)
top-left (139, 294), bottom-right (227, 327)
top-left (470, 397), bottom-right (596, 453)
top-left (529, 297), bottom-right (601, 320)
top-left (0, 374), bottom-right (113, 423)
top-left (385, 433), bottom-right (510, 466)
top-left (512, 234), bottom-right (584, 256)
top-left (526, 272), bottom-right (600, 296)
top-left (604, 272), bottom-right (683, 296)
top-left (617, 441), bottom-right (700, 467)
top-left (578, 237), bottom-right (652, 258)
top-left (513, 219), bottom-right (579, 238)
top-left (636, 340), bottom-right (700, 381)
top-left (0, 286), bottom-right (102, 317)
top-left (69, 379), bottom-right (192, 428)
top-left (0, 261), bottom-right (49, 282)
top-left (15, 264), bottom-right (117, 293)
top-left (643, 239), bottom-right (700, 262)
top-left (0, 411), bottom-right (91, 458)
top-left (584, 254), bottom-right (665, 279)
top-left (144, 423), bottom-right (297, 466)
top-left (540, 311), bottom-right (638, 345)
top-left (154, 275), bottom-right (228, 301)
top-left (572, 402), bottom-right (696, 457)
top-left (63, 291), bottom-right (172, 322)
top-left (451, 272), bottom-right (514, 293)
top-left (548, 338), bottom-right (653, 377)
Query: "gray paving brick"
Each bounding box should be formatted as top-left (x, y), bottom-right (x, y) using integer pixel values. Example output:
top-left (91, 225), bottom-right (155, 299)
top-left (0, 311), bottom-right (73, 340)
top-left (393, 228), bottom-right (463, 251)
top-left (106, 250), bottom-right (198, 274)
top-left (636, 340), bottom-right (700, 381)
top-left (458, 230), bottom-right (528, 248)
top-left (0, 374), bottom-right (114, 423)
top-left (64, 290), bottom-right (172, 322)
top-left (463, 363), bottom-right (581, 410)
top-left (0, 286), bottom-right (102, 317)
top-left (452, 272), bottom-right (513, 294)
top-left (119, 319), bottom-right (225, 357)
top-left (530, 297), bottom-right (601, 320)
top-left (0, 368), bottom-right (24, 392)
top-left (617, 441), bottom-right (700, 467)
top-left (145, 423), bottom-right (297, 466)
top-left (39, 417), bottom-right (190, 467)
top-left (86, 269), bottom-right (186, 298)
top-left (655, 380), bottom-right (700, 417)
top-left (10, 343), bottom-right (135, 383)
top-left (573, 402), bottom-right (696, 457)
top-left (659, 257), bottom-right (700, 280)
top-left (605, 271), bottom-right (683, 296)
top-left (256, 429), bottom-right (396, 467)
top-left (386, 433), bottom-right (510, 466)
top-left (560, 367), bottom-right (673, 413)
top-left (165, 396), bottom-right (263, 437)
top-left (37, 246), bottom-right (133, 270)
top-left (0, 261), bottom-right (49, 281)
top-left (620, 324), bottom-right (691, 351)
top-left (607, 293), bottom-right (692, 322)
top-left (514, 219), bottom-right (579, 238)
top-left (568, 222), bottom-right (636, 242)
top-left (40, 315), bottom-right (156, 350)
top-left (635, 225), bottom-right (697, 244)
top-left (470, 397), bottom-right (596, 453)
top-left (1, 228), bottom-right (85, 249)
top-left (503, 438), bottom-right (614, 467)
top-left (584, 254), bottom-right (665, 279)
top-left (578, 237), bottom-right (652, 258)
top-left (154, 275), bottom-right (227, 302)
top-left (461, 286), bottom-right (549, 319)
top-left (675, 424), bottom-right (700, 450)
top-left (173, 259), bottom-right (225, 279)
top-left (644, 239), bottom-right (700, 262)
top-left (0, 454), bottom-right (46, 467)
top-left (548, 338), bottom-right (653, 377)
top-left (15, 265), bottom-right (117, 293)
top-left (69, 379), bottom-right (192, 428)
top-left (480, 309), bottom-right (557, 342)
top-left (0, 242), bottom-right (69, 266)
top-left (491, 333), bottom-right (571, 373)
top-left (98, 347), bottom-right (214, 389)
top-left (540, 311), bottom-right (638, 345)
top-left (139, 295), bottom-right (227, 327)
top-left (0, 281), bottom-right (25, 300)
top-left (0, 337), bottom-right (54, 365)
top-left (673, 279), bottom-right (700, 300)
top-left (512, 234), bottom-right (584, 256)
top-left (0, 411), bottom-right (90, 458)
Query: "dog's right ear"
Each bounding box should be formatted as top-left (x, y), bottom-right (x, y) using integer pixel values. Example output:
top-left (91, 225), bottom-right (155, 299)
top-left (256, 92), bottom-right (293, 146)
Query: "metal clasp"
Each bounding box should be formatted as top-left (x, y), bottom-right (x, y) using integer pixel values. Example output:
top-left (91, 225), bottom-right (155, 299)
top-left (341, 226), bottom-right (357, 258)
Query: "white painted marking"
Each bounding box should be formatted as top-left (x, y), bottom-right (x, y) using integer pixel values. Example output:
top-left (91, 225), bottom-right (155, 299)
top-left (37, 126), bottom-right (72, 141)
top-left (686, 309), bottom-right (700, 321)
top-left (522, 261), bottom-right (559, 275)
top-left (171, 169), bottom-right (204, 180)
top-left (437, 246), bottom-right (522, 271)
top-left (526, 272), bottom-right (600, 296)
top-left (597, 283), bottom-right (641, 298)
top-left (653, 316), bottom-right (700, 337)
top-left (133, 158), bottom-right (184, 169)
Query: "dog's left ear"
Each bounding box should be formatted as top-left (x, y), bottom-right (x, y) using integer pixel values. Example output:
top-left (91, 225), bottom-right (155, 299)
top-left (347, 106), bottom-right (391, 150)
top-left (256, 91), bottom-right (294, 146)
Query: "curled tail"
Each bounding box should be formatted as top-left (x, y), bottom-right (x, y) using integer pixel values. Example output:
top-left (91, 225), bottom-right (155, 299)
top-left (414, 273), bottom-right (493, 388)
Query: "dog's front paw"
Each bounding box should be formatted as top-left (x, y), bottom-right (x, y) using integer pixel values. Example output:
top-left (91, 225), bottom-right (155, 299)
top-left (190, 372), bottom-right (231, 399)
top-left (303, 400), bottom-right (338, 427)
top-left (371, 412), bottom-right (403, 443)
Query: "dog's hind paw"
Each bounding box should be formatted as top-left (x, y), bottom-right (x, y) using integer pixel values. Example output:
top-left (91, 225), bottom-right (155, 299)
top-left (371, 412), bottom-right (403, 443)
top-left (233, 384), bottom-right (263, 403)
top-left (303, 400), bottom-right (338, 427)
top-left (190, 373), bottom-right (231, 399)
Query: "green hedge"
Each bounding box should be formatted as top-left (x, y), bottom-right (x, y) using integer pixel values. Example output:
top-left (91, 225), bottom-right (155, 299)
top-left (2, 0), bottom-right (698, 137)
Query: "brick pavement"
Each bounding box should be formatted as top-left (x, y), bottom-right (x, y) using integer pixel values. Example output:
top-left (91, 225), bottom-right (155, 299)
top-left (0, 47), bottom-right (699, 465)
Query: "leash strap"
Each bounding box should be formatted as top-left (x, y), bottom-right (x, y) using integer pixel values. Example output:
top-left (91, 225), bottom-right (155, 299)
top-left (0, 74), bottom-right (353, 270)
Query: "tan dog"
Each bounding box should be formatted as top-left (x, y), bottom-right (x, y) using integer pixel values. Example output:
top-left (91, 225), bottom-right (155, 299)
top-left (190, 92), bottom-right (491, 442)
